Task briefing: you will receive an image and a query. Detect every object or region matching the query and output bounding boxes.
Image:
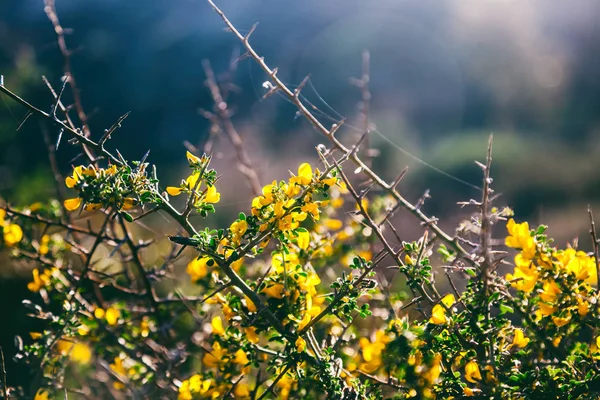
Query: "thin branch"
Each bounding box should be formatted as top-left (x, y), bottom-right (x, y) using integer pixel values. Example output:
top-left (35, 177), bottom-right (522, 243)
top-left (202, 60), bottom-right (262, 197)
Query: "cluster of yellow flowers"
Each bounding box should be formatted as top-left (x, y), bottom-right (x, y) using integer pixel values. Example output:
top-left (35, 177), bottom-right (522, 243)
top-left (63, 164), bottom-right (138, 212)
top-left (505, 219), bottom-right (597, 328)
top-left (27, 267), bottom-right (57, 292)
top-left (0, 209), bottom-right (23, 246)
top-left (167, 152), bottom-right (220, 204)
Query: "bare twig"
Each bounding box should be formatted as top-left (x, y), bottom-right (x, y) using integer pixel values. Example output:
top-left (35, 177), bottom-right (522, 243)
top-left (588, 206), bottom-right (600, 284)
top-left (201, 60), bottom-right (262, 197)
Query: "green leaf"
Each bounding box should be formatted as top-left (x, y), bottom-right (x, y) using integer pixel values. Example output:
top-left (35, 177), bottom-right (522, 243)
top-left (121, 212), bottom-right (133, 222)
top-left (499, 304), bottom-right (514, 315)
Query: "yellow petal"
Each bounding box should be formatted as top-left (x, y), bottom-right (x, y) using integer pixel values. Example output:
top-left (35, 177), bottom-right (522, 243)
top-left (441, 294), bottom-right (455, 307)
top-left (211, 316), bottom-right (225, 336)
top-left (186, 151), bottom-right (201, 165)
top-left (65, 176), bottom-right (78, 188)
top-left (295, 337), bottom-right (307, 352)
top-left (64, 197), bottom-right (82, 211)
top-left (204, 185), bottom-right (220, 204)
top-left (296, 230), bottom-right (310, 250)
top-left (166, 186), bottom-right (183, 196)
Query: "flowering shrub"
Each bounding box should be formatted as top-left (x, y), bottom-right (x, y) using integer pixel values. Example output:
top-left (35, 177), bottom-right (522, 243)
top-left (1, 2), bottom-right (600, 399)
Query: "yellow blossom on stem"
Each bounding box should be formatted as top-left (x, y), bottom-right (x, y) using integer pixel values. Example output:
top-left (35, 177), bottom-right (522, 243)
top-left (295, 229), bottom-right (310, 250)
top-left (295, 337), bottom-right (307, 352)
top-left (94, 307), bottom-right (120, 325)
top-left (262, 283), bottom-right (285, 299)
top-left (505, 219), bottom-right (535, 259)
top-left (211, 316), bottom-right (225, 336)
top-left (27, 268), bottom-right (53, 292)
top-left (245, 295), bottom-right (257, 313)
top-left (202, 341), bottom-right (226, 368)
top-left (245, 327), bottom-right (259, 344)
top-left (56, 340), bottom-right (92, 364)
top-left (187, 256), bottom-right (211, 282)
top-left (106, 307), bottom-right (120, 325)
top-left (204, 185), bottom-right (220, 204)
top-left (178, 374), bottom-right (211, 400)
top-left (186, 151), bottom-right (201, 165)
top-left (289, 162), bottom-right (313, 186)
top-left (64, 197), bottom-right (82, 211)
top-left (323, 218), bottom-right (343, 231)
top-left (539, 280), bottom-right (562, 303)
top-left (510, 328), bottom-right (530, 349)
top-left (429, 294), bottom-right (454, 325)
top-left (34, 389), bottom-right (49, 400)
top-left (552, 312), bottom-right (571, 327)
top-left (3, 222), bottom-right (23, 246)
top-left (464, 360), bottom-right (482, 383)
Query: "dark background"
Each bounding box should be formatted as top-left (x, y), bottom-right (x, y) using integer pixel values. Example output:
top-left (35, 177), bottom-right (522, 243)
top-left (1, 0), bottom-right (599, 389)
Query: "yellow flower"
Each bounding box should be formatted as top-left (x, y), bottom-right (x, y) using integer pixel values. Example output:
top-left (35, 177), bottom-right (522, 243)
top-left (167, 172), bottom-right (201, 196)
top-left (429, 294), bottom-right (454, 325)
top-left (505, 219), bottom-right (535, 259)
top-left (211, 316), bottom-right (226, 336)
top-left (510, 328), bottom-right (530, 349)
top-left (555, 248), bottom-right (598, 285)
top-left (552, 312), bottom-right (571, 327)
top-left (204, 185), bottom-right (220, 204)
top-left (234, 348), bottom-right (250, 364)
top-left (224, 249), bottom-right (244, 271)
top-left (324, 218), bottom-right (343, 231)
top-left (276, 368), bottom-right (296, 400)
top-left (301, 202), bottom-right (320, 221)
top-left (245, 295), bottom-right (257, 313)
top-left (506, 256), bottom-right (538, 293)
top-left (166, 186), bottom-right (183, 196)
top-left (245, 327), bottom-right (259, 344)
top-left (464, 360), bottom-right (482, 383)
top-left (262, 283), bottom-right (285, 299)
top-left (34, 389), bottom-right (50, 400)
top-left (358, 330), bottom-right (389, 373)
top-left (178, 375), bottom-right (212, 400)
top-left (3, 222), bottom-right (23, 246)
top-left (234, 383), bottom-right (251, 399)
top-left (295, 337), bottom-right (306, 352)
top-left (187, 256), bottom-right (211, 282)
top-left (202, 341), bottom-right (226, 368)
top-left (289, 163), bottom-right (313, 186)
top-left (56, 340), bottom-right (92, 364)
top-left (186, 151), bottom-right (201, 165)
top-left (94, 307), bottom-right (120, 325)
top-left (27, 268), bottom-right (52, 292)
top-left (577, 297), bottom-right (590, 316)
top-left (539, 280), bottom-right (561, 303)
top-left (64, 197), bottom-right (82, 211)
top-left (94, 308), bottom-right (105, 319)
top-left (230, 219), bottom-right (248, 237)
top-left (295, 230), bottom-right (310, 250)
top-left (105, 307), bottom-right (120, 325)
top-left (65, 165), bottom-right (84, 188)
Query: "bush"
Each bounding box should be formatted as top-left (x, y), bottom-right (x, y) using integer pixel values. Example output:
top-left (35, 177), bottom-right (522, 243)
top-left (1, 1), bottom-right (600, 399)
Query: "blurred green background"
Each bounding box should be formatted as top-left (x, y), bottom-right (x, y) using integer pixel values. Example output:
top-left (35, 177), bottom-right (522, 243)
top-left (1, 0), bottom-right (599, 389)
